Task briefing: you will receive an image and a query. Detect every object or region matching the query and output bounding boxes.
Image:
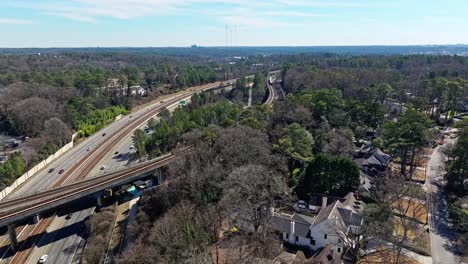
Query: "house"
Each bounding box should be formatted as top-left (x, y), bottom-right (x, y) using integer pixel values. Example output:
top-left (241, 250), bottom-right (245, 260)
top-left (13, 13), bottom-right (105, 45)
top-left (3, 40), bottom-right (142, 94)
top-left (271, 193), bottom-right (365, 255)
top-left (354, 148), bottom-right (390, 176)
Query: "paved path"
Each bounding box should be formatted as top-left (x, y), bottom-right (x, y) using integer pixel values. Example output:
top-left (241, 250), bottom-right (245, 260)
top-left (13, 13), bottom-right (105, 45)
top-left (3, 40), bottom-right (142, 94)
top-left (425, 140), bottom-right (460, 264)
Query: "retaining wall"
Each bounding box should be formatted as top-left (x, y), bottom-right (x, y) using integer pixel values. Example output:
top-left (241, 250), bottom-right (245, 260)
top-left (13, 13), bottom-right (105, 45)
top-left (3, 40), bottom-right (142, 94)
top-left (0, 133), bottom-right (78, 201)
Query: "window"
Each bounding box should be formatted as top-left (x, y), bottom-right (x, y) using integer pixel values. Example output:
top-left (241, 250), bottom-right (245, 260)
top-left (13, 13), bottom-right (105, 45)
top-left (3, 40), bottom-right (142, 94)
top-left (286, 233), bottom-right (289, 239)
top-left (295, 236), bottom-right (299, 242)
top-left (338, 247), bottom-right (341, 253)
top-left (310, 239), bottom-right (315, 245)
top-left (324, 234), bottom-right (327, 239)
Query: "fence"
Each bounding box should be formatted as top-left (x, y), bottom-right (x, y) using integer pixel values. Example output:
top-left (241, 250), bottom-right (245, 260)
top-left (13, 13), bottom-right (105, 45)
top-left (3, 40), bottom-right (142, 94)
top-left (0, 133), bottom-right (79, 201)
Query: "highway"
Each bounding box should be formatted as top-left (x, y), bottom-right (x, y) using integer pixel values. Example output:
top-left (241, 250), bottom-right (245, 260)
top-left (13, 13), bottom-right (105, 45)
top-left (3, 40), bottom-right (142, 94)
top-left (0, 80), bottom-right (233, 264)
top-left (0, 71), bottom-right (280, 263)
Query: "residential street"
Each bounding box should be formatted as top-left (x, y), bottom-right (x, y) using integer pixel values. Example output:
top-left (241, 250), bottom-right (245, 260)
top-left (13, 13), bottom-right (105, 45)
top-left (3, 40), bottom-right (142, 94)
top-left (425, 140), bottom-right (461, 264)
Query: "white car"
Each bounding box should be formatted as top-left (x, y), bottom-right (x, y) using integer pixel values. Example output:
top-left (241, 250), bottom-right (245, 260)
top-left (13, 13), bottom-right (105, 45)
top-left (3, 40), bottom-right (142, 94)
top-left (100, 165), bottom-right (106, 170)
top-left (297, 200), bottom-right (307, 209)
top-left (38, 254), bottom-right (48, 263)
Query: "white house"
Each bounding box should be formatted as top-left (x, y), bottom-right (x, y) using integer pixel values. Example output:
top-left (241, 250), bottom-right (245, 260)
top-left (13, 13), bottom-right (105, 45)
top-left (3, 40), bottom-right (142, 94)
top-left (271, 193), bottom-right (365, 255)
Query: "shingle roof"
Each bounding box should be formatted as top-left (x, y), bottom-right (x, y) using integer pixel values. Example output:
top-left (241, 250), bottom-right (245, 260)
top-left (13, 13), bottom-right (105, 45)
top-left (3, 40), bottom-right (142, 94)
top-left (270, 213), bottom-right (315, 237)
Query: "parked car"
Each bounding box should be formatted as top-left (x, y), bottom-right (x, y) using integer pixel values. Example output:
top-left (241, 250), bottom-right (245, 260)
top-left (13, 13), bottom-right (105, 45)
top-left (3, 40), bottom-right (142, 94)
top-left (58, 169), bottom-right (64, 174)
top-left (297, 200), bottom-right (307, 209)
top-left (48, 168), bottom-right (55, 173)
top-left (38, 254), bottom-right (48, 263)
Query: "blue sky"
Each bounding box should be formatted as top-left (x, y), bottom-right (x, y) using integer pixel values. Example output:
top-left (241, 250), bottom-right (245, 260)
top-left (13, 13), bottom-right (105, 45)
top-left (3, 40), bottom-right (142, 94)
top-left (0, 0), bottom-right (467, 47)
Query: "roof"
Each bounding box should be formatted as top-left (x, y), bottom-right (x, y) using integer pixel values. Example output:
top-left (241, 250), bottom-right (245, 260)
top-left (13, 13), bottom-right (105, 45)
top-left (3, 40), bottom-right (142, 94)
top-left (358, 148), bottom-right (390, 168)
top-left (312, 193), bottom-right (365, 228)
top-left (337, 207), bottom-right (363, 227)
top-left (307, 246), bottom-right (341, 264)
top-left (312, 201), bottom-right (341, 227)
top-left (270, 212), bottom-right (315, 237)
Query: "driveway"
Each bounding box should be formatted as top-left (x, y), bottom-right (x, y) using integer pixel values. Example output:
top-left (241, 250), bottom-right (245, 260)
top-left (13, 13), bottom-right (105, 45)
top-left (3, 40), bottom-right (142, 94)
top-left (425, 139), bottom-right (461, 264)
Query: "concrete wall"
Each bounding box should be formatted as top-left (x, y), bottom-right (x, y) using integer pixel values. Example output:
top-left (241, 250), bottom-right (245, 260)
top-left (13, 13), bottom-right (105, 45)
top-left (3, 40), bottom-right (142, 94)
top-left (0, 133), bottom-right (78, 201)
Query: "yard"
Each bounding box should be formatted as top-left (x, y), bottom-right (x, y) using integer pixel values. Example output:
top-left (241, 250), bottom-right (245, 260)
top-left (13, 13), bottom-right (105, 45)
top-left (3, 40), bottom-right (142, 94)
top-left (391, 198), bottom-right (428, 224)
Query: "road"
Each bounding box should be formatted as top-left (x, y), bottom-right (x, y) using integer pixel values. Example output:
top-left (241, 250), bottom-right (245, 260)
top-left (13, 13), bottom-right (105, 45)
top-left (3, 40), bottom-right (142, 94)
top-left (0, 82), bottom-right (228, 264)
top-left (426, 139), bottom-right (460, 264)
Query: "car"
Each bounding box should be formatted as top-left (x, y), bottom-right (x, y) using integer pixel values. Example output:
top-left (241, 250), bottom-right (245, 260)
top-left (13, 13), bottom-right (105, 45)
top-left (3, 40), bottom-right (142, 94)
top-left (129, 145), bottom-right (134, 150)
top-left (297, 200), bottom-right (307, 209)
top-left (100, 165), bottom-right (106, 170)
top-left (86, 147), bottom-right (90, 151)
top-left (58, 169), bottom-right (65, 174)
top-left (129, 115), bottom-right (133, 118)
top-left (102, 133), bottom-right (106, 136)
top-left (38, 254), bottom-right (48, 263)
top-left (65, 213), bottom-right (73, 220)
top-left (114, 151), bottom-right (119, 155)
top-left (48, 168), bottom-right (55, 173)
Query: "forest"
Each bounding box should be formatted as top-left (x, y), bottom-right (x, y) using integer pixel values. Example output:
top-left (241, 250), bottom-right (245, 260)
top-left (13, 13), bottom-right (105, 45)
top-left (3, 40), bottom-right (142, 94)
top-left (112, 53), bottom-right (468, 263)
top-left (1, 50), bottom-right (467, 263)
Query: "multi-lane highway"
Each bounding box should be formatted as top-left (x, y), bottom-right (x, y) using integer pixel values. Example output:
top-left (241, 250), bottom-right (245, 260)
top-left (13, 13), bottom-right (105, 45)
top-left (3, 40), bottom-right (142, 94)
top-left (0, 80), bottom-right (235, 264)
top-left (0, 71), bottom-right (281, 264)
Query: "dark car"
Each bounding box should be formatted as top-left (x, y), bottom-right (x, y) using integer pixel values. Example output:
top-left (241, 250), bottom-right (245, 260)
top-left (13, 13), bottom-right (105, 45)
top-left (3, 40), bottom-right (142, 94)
top-left (114, 151), bottom-right (119, 155)
top-left (65, 213), bottom-right (73, 220)
top-left (58, 169), bottom-right (65, 174)
top-left (102, 133), bottom-right (106, 136)
top-left (48, 168), bottom-right (55, 173)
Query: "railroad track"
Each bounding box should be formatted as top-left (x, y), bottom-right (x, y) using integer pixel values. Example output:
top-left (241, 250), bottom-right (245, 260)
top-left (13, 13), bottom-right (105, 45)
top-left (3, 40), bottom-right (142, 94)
top-left (0, 75), bottom-right (258, 263)
top-left (0, 154), bottom-right (177, 222)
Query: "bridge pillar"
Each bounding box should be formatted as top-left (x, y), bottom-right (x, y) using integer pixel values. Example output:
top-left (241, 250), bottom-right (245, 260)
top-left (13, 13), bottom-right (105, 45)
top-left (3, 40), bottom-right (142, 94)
top-left (32, 213), bottom-right (41, 224)
top-left (96, 195), bottom-right (103, 208)
top-left (7, 224), bottom-right (18, 252)
top-left (153, 168), bottom-right (163, 185)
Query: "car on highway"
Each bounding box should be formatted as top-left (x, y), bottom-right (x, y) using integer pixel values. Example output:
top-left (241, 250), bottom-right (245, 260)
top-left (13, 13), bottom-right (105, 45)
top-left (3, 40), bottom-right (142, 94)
top-left (48, 168), bottom-right (55, 173)
top-left (102, 133), bottom-right (106, 136)
top-left (58, 169), bottom-right (65, 174)
top-left (38, 254), bottom-right (48, 263)
top-left (65, 213), bottom-right (73, 220)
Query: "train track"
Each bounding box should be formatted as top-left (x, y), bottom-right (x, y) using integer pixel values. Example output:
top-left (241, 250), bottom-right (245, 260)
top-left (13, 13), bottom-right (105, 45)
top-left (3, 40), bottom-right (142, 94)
top-left (0, 75), bottom-right (266, 263)
top-left (0, 154), bottom-right (177, 223)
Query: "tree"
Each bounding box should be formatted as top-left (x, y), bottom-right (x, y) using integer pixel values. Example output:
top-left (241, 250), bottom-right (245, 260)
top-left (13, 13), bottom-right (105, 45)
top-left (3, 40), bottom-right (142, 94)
top-left (274, 123), bottom-right (314, 167)
top-left (12, 97), bottom-right (56, 136)
top-left (309, 88), bottom-right (345, 120)
top-left (42, 117), bottom-right (72, 146)
top-left (383, 108), bottom-right (433, 176)
top-left (445, 119), bottom-right (468, 195)
top-left (252, 72), bottom-right (266, 104)
top-left (376, 83), bottom-right (393, 104)
top-left (296, 153), bottom-right (360, 198)
top-left (132, 129), bottom-right (148, 159)
top-left (220, 164), bottom-right (288, 234)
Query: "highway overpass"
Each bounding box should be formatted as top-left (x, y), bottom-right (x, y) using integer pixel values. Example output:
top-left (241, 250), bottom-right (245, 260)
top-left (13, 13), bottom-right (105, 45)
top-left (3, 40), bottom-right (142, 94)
top-left (0, 153), bottom-right (179, 250)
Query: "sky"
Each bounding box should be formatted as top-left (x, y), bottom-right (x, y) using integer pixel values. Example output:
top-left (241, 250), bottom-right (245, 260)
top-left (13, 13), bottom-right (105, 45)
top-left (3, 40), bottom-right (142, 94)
top-left (0, 0), bottom-right (467, 47)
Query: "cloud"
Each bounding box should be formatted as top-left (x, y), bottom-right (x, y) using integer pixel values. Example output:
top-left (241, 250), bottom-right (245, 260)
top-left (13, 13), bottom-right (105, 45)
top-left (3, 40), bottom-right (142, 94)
top-left (12, 0), bottom-right (330, 23)
top-left (0, 18), bottom-right (33, 25)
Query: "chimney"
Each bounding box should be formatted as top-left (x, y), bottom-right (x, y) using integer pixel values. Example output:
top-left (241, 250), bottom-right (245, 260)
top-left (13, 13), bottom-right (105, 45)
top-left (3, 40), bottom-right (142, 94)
top-left (289, 220), bottom-right (296, 244)
top-left (322, 196), bottom-right (328, 209)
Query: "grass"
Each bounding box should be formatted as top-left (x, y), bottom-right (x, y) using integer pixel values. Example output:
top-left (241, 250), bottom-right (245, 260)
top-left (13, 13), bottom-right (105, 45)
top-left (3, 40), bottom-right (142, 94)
top-left (403, 184), bottom-right (426, 200)
top-left (391, 198), bottom-right (428, 224)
